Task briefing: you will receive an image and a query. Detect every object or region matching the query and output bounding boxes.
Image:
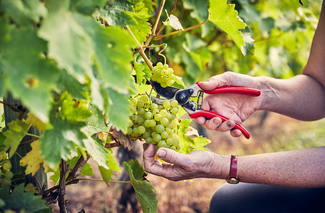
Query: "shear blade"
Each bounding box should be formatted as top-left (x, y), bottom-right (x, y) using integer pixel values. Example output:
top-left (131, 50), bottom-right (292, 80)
top-left (150, 80), bottom-right (180, 99)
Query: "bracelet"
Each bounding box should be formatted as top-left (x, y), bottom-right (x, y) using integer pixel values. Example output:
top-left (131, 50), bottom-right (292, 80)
top-left (226, 155), bottom-right (240, 184)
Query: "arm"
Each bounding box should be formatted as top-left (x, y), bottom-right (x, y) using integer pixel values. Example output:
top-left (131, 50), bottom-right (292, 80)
top-left (143, 144), bottom-right (325, 188)
top-left (196, 2), bottom-right (325, 135)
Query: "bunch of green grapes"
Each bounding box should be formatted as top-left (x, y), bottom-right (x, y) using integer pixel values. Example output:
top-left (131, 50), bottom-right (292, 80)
top-left (127, 94), bottom-right (180, 150)
top-left (151, 62), bottom-right (175, 88)
top-left (0, 151), bottom-right (13, 186)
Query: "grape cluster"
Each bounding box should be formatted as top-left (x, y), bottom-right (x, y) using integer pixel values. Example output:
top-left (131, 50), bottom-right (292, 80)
top-left (127, 95), bottom-right (180, 150)
top-left (0, 151), bottom-right (13, 186)
top-left (151, 62), bottom-right (175, 88)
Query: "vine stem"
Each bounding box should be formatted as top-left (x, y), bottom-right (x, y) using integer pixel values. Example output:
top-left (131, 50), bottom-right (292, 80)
top-left (26, 133), bottom-right (40, 138)
top-left (154, 19), bottom-right (209, 40)
top-left (144, 0), bottom-right (166, 47)
top-left (58, 159), bottom-right (67, 213)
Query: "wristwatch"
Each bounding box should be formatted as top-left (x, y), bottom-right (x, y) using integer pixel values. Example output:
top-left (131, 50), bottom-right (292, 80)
top-left (226, 155), bottom-right (240, 184)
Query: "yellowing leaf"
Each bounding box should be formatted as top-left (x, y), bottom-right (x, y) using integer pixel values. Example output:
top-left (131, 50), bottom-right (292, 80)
top-left (26, 112), bottom-right (45, 131)
top-left (20, 141), bottom-right (49, 176)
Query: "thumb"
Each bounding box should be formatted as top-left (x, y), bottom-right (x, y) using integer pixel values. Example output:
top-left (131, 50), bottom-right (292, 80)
top-left (156, 148), bottom-right (186, 165)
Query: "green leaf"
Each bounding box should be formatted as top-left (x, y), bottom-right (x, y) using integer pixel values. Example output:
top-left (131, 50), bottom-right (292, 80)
top-left (38, 0), bottom-right (93, 82)
top-left (83, 103), bottom-right (110, 137)
top-left (57, 69), bottom-right (89, 100)
top-left (134, 54), bottom-right (152, 85)
top-left (3, 119), bottom-right (31, 157)
top-left (208, 0), bottom-right (254, 55)
top-left (83, 137), bottom-right (109, 169)
top-left (69, 0), bottom-right (107, 15)
top-left (74, 15), bottom-right (136, 93)
top-left (1, 0), bottom-right (47, 26)
top-left (0, 184), bottom-right (49, 212)
top-left (0, 27), bottom-right (60, 123)
top-left (94, 0), bottom-right (137, 26)
top-left (60, 92), bottom-right (93, 121)
top-left (40, 109), bottom-right (87, 168)
top-left (178, 119), bottom-right (210, 154)
top-left (86, 67), bottom-right (104, 110)
top-left (124, 160), bottom-right (158, 213)
top-left (99, 148), bottom-right (121, 186)
top-left (105, 88), bottom-right (132, 132)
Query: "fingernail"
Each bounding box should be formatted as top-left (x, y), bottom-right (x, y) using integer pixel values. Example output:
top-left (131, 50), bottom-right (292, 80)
top-left (213, 119), bottom-right (220, 125)
top-left (157, 149), bottom-right (166, 158)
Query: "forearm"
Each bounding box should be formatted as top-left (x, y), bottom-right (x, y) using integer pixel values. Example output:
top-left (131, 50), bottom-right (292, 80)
top-left (258, 74), bottom-right (325, 121)
top-left (231, 147), bottom-right (325, 188)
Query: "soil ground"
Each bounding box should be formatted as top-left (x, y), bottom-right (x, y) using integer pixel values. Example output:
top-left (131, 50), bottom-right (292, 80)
top-left (50, 111), bottom-right (324, 213)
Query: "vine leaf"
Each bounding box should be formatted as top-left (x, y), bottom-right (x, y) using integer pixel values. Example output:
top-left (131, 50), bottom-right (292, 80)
top-left (20, 141), bottom-right (50, 176)
top-left (177, 119), bottom-right (210, 154)
top-left (26, 112), bottom-right (45, 132)
top-left (1, 0), bottom-right (47, 26)
top-left (208, 0), bottom-right (255, 55)
top-left (0, 27), bottom-right (60, 123)
top-left (105, 88), bottom-right (132, 133)
top-left (124, 160), bottom-right (158, 213)
top-left (3, 119), bottom-right (31, 158)
top-left (98, 149), bottom-right (121, 187)
top-left (39, 109), bottom-right (87, 168)
top-left (83, 104), bottom-right (110, 137)
top-left (83, 137), bottom-right (110, 169)
top-left (0, 184), bottom-right (50, 212)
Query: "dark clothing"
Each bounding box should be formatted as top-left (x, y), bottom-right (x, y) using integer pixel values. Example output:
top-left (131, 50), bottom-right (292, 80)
top-left (209, 182), bottom-right (325, 213)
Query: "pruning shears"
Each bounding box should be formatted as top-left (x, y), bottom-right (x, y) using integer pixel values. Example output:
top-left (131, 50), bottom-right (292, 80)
top-left (149, 80), bottom-right (261, 139)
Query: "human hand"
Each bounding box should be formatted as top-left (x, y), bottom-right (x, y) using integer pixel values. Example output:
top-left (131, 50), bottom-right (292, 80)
top-left (196, 72), bottom-right (264, 137)
top-left (143, 144), bottom-right (229, 181)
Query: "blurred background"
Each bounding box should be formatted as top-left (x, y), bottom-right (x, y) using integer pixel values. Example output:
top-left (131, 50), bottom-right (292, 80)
top-left (1, 0), bottom-right (324, 212)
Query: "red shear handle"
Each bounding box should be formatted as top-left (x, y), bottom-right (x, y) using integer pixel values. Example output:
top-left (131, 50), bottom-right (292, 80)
top-left (189, 110), bottom-right (250, 139)
top-left (196, 81), bottom-right (261, 96)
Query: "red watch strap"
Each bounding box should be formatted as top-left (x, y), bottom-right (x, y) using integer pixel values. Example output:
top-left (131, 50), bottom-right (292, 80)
top-left (229, 155), bottom-right (238, 178)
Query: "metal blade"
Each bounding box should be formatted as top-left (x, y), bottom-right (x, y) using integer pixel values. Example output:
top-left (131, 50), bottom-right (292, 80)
top-left (150, 80), bottom-right (180, 100)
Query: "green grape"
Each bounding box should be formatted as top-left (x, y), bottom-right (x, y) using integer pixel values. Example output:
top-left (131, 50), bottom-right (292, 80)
top-left (152, 109), bottom-right (159, 115)
top-left (131, 114), bottom-right (138, 121)
top-left (160, 109), bottom-right (168, 117)
top-left (171, 107), bottom-right (179, 114)
top-left (154, 113), bottom-right (162, 121)
top-left (167, 68), bottom-right (173, 76)
top-left (172, 138), bottom-right (180, 148)
top-left (138, 108), bottom-right (145, 115)
top-left (1, 178), bottom-right (11, 186)
top-left (138, 117), bottom-right (145, 125)
top-left (172, 120), bottom-right (178, 128)
top-left (166, 79), bottom-right (174, 86)
top-left (155, 124), bottom-right (165, 133)
top-left (137, 126), bottom-right (146, 135)
top-left (160, 117), bottom-right (169, 127)
top-left (163, 64), bottom-right (169, 69)
top-left (171, 100), bottom-right (178, 108)
top-left (4, 171), bottom-right (13, 180)
top-left (145, 137), bottom-right (154, 144)
top-left (165, 128), bottom-right (173, 136)
top-left (130, 106), bottom-right (137, 114)
top-left (2, 160), bottom-right (12, 171)
top-left (132, 128), bottom-right (138, 135)
top-left (161, 69), bottom-right (168, 77)
top-left (163, 100), bottom-right (170, 109)
top-left (156, 62), bottom-right (163, 68)
top-left (151, 103), bottom-right (158, 110)
top-left (130, 98), bottom-right (137, 106)
top-left (143, 131), bottom-right (151, 139)
top-left (145, 112), bottom-right (153, 120)
top-left (166, 138), bottom-right (173, 145)
top-left (127, 127), bottom-right (133, 135)
top-left (158, 140), bottom-right (168, 148)
top-left (161, 82), bottom-right (167, 88)
top-left (137, 99), bottom-right (144, 108)
top-left (151, 75), bottom-right (158, 81)
top-left (153, 134), bottom-right (161, 142)
top-left (161, 131), bottom-right (168, 139)
top-left (140, 95), bottom-right (149, 103)
top-left (149, 119), bottom-right (156, 127)
top-left (144, 120), bottom-right (151, 128)
top-left (170, 146), bottom-right (177, 151)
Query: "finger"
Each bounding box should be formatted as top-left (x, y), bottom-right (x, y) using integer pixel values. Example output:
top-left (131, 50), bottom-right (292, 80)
top-left (143, 144), bottom-right (156, 161)
top-left (156, 148), bottom-right (188, 165)
top-left (143, 143), bottom-right (148, 151)
top-left (202, 117), bottom-right (223, 130)
top-left (215, 120), bottom-right (236, 132)
top-left (195, 116), bottom-right (206, 124)
top-left (230, 129), bottom-right (243, 137)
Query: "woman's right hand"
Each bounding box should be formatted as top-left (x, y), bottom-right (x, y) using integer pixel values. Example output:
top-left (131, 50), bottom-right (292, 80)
top-left (195, 72), bottom-right (265, 137)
